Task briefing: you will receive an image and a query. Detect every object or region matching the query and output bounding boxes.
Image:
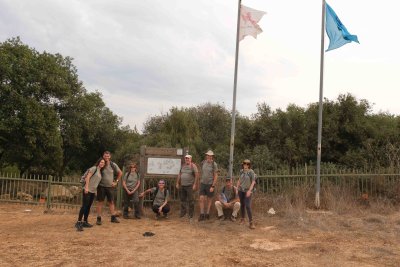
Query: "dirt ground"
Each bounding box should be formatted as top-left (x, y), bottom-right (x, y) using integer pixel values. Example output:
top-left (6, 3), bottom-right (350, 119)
top-left (0, 203), bottom-right (400, 267)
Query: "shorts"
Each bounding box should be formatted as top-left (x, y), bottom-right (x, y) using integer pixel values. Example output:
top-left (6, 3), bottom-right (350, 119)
top-left (199, 183), bottom-right (214, 197)
top-left (97, 186), bottom-right (114, 202)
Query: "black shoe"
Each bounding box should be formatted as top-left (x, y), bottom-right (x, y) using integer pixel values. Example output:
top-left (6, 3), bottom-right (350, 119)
top-left (75, 221), bottom-right (83, 231)
top-left (96, 216), bottom-right (102, 225)
top-left (198, 214), bottom-right (205, 222)
top-left (205, 214), bottom-right (210, 220)
top-left (134, 214), bottom-right (141, 219)
top-left (111, 215), bottom-right (120, 223)
top-left (82, 221), bottom-right (93, 228)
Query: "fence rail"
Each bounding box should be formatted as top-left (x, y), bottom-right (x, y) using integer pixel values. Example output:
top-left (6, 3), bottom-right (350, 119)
top-left (1, 169), bottom-right (399, 209)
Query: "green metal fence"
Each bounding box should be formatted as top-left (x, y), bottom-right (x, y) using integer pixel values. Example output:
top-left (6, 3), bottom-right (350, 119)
top-left (1, 168), bottom-right (399, 210)
top-left (0, 173), bottom-right (82, 209)
top-left (257, 168), bottom-right (400, 198)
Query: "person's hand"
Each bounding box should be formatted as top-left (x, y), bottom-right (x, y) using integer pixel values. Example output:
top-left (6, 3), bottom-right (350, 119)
top-left (223, 202), bottom-right (229, 208)
top-left (175, 184), bottom-right (179, 189)
top-left (158, 206), bottom-right (163, 213)
top-left (128, 190), bottom-right (134, 195)
top-left (139, 192), bottom-right (144, 198)
top-left (84, 187), bottom-right (89, 194)
top-left (210, 187), bottom-right (214, 193)
top-left (246, 190), bottom-right (252, 198)
top-left (112, 181), bottom-right (118, 188)
top-left (192, 184), bottom-right (197, 191)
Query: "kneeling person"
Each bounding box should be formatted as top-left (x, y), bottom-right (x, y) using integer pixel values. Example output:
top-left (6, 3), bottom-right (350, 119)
top-left (140, 180), bottom-right (170, 219)
top-left (215, 177), bottom-right (240, 221)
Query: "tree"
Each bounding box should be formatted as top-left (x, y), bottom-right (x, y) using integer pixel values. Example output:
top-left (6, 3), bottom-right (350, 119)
top-left (164, 107), bottom-right (200, 148)
top-left (59, 91), bottom-right (123, 174)
top-left (0, 37), bottom-right (68, 174)
top-left (0, 37), bottom-right (123, 175)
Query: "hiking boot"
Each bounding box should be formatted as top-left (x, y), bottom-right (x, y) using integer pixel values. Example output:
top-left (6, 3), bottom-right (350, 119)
top-left (240, 218), bottom-right (245, 225)
top-left (82, 221), bottom-right (93, 228)
top-left (96, 216), bottom-right (102, 225)
top-left (163, 213), bottom-right (169, 219)
top-left (111, 215), bottom-right (120, 223)
top-left (198, 214), bottom-right (205, 222)
top-left (230, 215), bottom-right (237, 222)
top-left (75, 221), bottom-right (83, 232)
top-left (249, 221), bottom-right (256, 229)
top-left (218, 215), bottom-right (225, 221)
top-left (205, 214), bottom-right (210, 220)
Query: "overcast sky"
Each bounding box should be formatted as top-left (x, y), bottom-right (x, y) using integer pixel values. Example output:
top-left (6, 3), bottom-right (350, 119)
top-left (1, 0), bottom-right (399, 132)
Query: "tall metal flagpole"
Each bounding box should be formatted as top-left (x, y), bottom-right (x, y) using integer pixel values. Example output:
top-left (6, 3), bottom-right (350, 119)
top-left (228, 0), bottom-right (242, 179)
top-left (315, 0), bottom-right (326, 208)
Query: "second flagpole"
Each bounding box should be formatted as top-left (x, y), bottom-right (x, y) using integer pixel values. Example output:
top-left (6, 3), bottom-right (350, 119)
top-left (315, 0), bottom-right (326, 208)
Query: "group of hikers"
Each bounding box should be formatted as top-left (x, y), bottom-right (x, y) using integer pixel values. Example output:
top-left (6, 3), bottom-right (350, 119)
top-left (75, 150), bottom-right (257, 231)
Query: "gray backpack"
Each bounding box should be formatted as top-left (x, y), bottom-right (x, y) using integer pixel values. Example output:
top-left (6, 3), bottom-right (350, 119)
top-left (80, 168), bottom-right (97, 187)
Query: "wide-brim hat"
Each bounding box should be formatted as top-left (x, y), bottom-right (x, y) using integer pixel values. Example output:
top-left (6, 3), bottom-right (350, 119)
top-left (205, 150), bottom-right (214, 156)
top-left (185, 154), bottom-right (192, 159)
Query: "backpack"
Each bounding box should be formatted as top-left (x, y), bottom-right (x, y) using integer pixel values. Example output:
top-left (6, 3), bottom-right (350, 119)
top-left (239, 169), bottom-right (258, 192)
top-left (124, 171), bottom-right (140, 187)
top-left (110, 161), bottom-right (118, 176)
top-left (102, 161), bottom-right (119, 180)
top-left (80, 168), bottom-right (97, 187)
top-left (180, 162), bottom-right (197, 176)
top-left (253, 173), bottom-right (259, 192)
top-left (222, 186), bottom-right (237, 202)
top-left (152, 187), bottom-right (168, 205)
top-left (201, 160), bottom-right (216, 173)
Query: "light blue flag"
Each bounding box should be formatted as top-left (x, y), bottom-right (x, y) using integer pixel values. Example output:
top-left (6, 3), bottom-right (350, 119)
top-left (325, 3), bottom-right (359, 51)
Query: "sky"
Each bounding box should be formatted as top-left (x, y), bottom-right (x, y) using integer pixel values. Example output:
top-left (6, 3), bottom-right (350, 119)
top-left (1, 0), bottom-right (399, 132)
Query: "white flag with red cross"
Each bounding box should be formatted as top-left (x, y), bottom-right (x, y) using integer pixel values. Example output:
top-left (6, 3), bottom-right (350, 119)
top-left (239, 5), bottom-right (266, 41)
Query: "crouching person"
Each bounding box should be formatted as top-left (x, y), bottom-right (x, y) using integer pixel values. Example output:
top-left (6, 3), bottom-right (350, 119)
top-left (122, 163), bottom-right (141, 219)
top-left (139, 179), bottom-right (170, 219)
top-left (215, 177), bottom-right (240, 222)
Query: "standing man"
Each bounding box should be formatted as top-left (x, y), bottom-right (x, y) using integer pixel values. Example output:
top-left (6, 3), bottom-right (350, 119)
top-left (96, 151), bottom-right (123, 225)
top-left (198, 150), bottom-right (218, 221)
top-left (215, 177), bottom-right (240, 221)
top-left (176, 154), bottom-right (199, 219)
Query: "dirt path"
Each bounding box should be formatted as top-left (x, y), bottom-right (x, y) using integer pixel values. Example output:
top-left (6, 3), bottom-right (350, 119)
top-left (0, 204), bottom-right (399, 266)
